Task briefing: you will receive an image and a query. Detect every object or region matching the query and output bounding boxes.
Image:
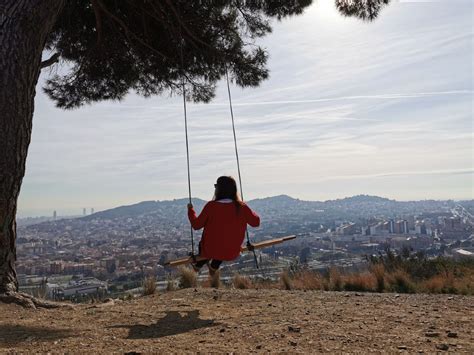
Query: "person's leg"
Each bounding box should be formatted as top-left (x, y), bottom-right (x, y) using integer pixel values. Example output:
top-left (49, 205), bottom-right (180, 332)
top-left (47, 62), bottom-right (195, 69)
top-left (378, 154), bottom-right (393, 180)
top-left (191, 241), bottom-right (207, 272)
top-left (208, 259), bottom-right (223, 276)
top-left (192, 259), bottom-right (208, 272)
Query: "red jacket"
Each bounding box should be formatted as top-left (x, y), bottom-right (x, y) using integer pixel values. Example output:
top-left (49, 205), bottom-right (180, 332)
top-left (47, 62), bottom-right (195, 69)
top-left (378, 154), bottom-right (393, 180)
top-left (188, 200), bottom-right (260, 261)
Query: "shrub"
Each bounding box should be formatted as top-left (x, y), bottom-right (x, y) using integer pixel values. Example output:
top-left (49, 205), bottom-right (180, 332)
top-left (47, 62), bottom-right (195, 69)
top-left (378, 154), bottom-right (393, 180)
top-left (288, 258), bottom-right (302, 276)
top-left (292, 270), bottom-right (324, 290)
top-left (280, 271), bottom-right (293, 290)
top-left (387, 269), bottom-right (416, 293)
top-left (343, 272), bottom-right (376, 292)
top-left (232, 274), bottom-right (253, 289)
top-left (166, 275), bottom-right (177, 291)
top-left (123, 293), bottom-right (134, 301)
top-left (142, 276), bottom-right (157, 296)
top-left (423, 274), bottom-right (448, 293)
top-left (421, 271), bottom-right (466, 294)
top-left (370, 263), bottom-right (386, 292)
top-left (178, 266), bottom-right (197, 289)
top-left (329, 267), bottom-right (343, 291)
top-left (31, 278), bottom-right (48, 299)
top-left (210, 271), bottom-right (221, 289)
top-left (454, 273), bottom-right (474, 295)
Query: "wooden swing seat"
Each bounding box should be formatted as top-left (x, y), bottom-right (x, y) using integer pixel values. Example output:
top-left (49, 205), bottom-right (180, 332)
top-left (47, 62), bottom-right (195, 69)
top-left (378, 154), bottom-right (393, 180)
top-left (164, 235), bottom-right (296, 267)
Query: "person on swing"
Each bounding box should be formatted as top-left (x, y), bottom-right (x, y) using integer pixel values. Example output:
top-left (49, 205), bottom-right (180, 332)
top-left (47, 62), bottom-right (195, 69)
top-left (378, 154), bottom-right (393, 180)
top-left (187, 175), bottom-right (260, 275)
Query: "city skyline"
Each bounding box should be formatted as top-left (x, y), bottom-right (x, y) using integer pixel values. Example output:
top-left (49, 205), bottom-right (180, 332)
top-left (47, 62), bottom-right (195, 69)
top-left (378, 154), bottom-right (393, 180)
top-left (18, 0), bottom-right (473, 217)
top-left (18, 193), bottom-right (473, 219)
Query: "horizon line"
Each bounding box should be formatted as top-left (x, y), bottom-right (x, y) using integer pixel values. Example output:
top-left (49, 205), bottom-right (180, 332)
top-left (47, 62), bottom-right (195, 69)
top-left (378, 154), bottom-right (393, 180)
top-left (18, 193), bottom-right (474, 218)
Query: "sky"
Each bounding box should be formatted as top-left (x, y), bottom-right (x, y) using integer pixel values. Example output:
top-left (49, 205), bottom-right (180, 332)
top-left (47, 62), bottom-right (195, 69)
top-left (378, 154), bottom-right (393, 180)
top-left (18, 0), bottom-right (473, 217)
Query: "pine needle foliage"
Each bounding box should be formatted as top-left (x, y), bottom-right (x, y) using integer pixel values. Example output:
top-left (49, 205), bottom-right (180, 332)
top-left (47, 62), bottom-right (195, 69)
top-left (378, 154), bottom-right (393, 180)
top-left (41, 1), bottom-right (389, 109)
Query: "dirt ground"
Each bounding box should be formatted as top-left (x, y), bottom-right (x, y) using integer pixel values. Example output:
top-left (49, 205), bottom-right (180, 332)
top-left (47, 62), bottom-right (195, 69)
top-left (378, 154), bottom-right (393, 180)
top-left (0, 289), bottom-right (472, 353)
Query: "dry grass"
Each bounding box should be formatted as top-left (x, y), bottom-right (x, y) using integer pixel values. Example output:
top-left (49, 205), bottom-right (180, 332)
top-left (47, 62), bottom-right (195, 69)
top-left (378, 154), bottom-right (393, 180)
top-left (209, 271), bottom-right (221, 289)
top-left (343, 272), bottom-right (377, 292)
top-left (178, 266), bottom-right (197, 289)
top-left (292, 270), bottom-right (325, 290)
top-left (387, 269), bottom-right (416, 293)
top-left (232, 274), bottom-right (253, 289)
top-left (253, 278), bottom-right (280, 290)
top-left (456, 270), bottom-right (474, 295)
top-left (280, 271), bottom-right (293, 290)
top-left (422, 273), bottom-right (453, 293)
top-left (421, 271), bottom-right (474, 295)
top-left (30, 279), bottom-right (48, 299)
top-left (142, 276), bottom-right (157, 296)
top-left (370, 263), bottom-right (386, 292)
top-left (164, 259), bottom-right (473, 295)
top-left (166, 275), bottom-right (177, 291)
top-left (329, 267), bottom-right (343, 291)
top-left (31, 287), bottom-right (48, 300)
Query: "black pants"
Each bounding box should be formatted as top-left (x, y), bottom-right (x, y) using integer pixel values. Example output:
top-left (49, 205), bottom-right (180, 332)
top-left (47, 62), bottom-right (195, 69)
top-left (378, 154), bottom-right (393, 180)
top-left (195, 259), bottom-right (222, 270)
top-left (195, 242), bottom-right (222, 270)
top-left (195, 241), bottom-right (222, 269)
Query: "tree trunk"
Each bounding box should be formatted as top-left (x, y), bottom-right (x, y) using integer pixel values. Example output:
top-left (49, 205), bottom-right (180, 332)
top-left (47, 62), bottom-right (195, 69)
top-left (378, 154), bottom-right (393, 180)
top-left (0, 0), bottom-right (64, 293)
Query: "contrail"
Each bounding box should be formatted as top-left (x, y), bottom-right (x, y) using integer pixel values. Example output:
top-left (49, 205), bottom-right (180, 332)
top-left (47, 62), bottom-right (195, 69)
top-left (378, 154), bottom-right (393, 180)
top-left (311, 168), bottom-right (474, 183)
top-left (204, 90), bottom-right (473, 108)
top-left (106, 90), bottom-right (473, 110)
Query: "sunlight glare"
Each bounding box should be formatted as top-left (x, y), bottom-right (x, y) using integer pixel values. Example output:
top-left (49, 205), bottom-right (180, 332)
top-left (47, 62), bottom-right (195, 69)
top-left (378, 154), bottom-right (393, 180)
top-left (315, 0), bottom-right (342, 22)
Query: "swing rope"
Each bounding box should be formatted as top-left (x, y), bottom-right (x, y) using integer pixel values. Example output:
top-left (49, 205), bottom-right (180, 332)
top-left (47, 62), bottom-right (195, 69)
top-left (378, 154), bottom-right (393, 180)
top-left (225, 68), bottom-right (259, 269)
top-left (180, 39), bottom-right (195, 258)
top-left (180, 36), bottom-right (257, 267)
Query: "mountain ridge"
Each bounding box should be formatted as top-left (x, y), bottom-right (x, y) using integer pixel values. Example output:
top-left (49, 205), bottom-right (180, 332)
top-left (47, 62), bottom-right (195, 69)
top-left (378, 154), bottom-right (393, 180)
top-left (19, 194), bottom-right (468, 237)
top-left (85, 194), bottom-right (398, 220)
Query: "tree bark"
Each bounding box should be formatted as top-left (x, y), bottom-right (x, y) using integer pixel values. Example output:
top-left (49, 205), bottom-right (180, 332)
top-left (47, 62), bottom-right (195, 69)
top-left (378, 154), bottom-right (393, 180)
top-left (0, 0), bottom-right (64, 293)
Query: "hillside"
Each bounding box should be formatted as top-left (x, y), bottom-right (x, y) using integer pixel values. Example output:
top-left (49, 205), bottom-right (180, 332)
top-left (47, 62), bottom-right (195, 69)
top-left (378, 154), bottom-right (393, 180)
top-left (18, 195), bottom-right (459, 241)
top-left (1, 289), bottom-right (472, 353)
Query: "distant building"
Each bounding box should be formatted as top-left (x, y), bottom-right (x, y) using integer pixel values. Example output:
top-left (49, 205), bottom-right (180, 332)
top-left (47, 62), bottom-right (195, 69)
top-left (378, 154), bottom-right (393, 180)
top-left (444, 217), bottom-right (462, 231)
top-left (63, 262), bottom-right (94, 275)
top-left (91, 208), bottom-right (94, 214)
top-left (394, 220), bottom-right (409, 234)
top-left (415, 221), bottom-right (427, 235)
top-left (336, 223), bottom-right (356, 236)
top-left (101, 258), bottom-right (117, 274)
top-left (369, 222), bottom-right (384, 236)
top-left (47, 277), bottom-right (107, 300)
top-left (406, 215), bottom-right (416, 230)
top-left (388, 219), bottom-right (395, 234)
top-left (53, 210), bottom-right (57, 220)
top-left (453, 248), bottom-right (473, 261)
top-left (50, 261), bottom-right (63, 274)
top-left (83, 208), bottom-right (86, 216)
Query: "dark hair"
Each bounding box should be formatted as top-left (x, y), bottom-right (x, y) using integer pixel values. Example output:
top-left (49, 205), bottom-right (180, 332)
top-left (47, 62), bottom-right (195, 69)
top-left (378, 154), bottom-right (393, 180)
top-left (213, 176), bottom-right (244, 213)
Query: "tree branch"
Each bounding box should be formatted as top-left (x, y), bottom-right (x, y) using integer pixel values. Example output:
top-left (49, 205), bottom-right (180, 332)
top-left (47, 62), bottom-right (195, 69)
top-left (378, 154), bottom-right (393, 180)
top-left (91, 0), bottom-right (103, 47)
top-left (40, 53), bottom-right (60, 69)
top-left (95, 0), bottom-right (169, 60)
top-left (164, 0), bottom-right (219, 54)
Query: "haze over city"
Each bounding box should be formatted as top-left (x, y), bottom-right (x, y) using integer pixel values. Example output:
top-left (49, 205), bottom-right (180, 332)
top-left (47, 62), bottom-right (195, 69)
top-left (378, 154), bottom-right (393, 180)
top-left (19, 0), bottom-right (473, 217)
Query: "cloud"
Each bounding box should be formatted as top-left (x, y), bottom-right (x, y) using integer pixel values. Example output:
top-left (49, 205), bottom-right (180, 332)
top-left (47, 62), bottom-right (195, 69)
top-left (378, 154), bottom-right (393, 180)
top-left (314, 168), bottom-right (474, 183)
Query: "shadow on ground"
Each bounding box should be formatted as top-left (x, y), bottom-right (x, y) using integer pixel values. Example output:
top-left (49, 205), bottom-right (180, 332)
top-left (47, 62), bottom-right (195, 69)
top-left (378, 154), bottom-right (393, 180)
top-left (110, 310), bottom-right (219, 339)
top-left (0, 324), bottom-right (73, 345)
